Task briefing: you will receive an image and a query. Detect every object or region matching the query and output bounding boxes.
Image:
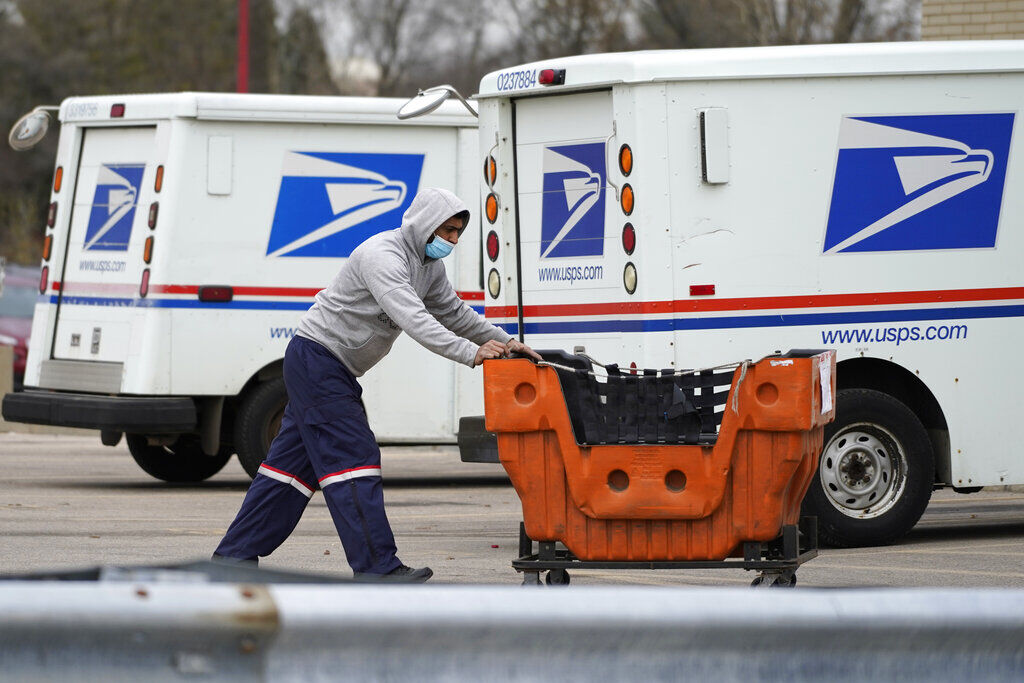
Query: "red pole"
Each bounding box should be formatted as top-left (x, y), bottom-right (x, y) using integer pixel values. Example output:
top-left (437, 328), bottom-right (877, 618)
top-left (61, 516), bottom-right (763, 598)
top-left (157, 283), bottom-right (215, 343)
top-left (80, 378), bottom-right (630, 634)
top-left (237, 0), bottom-right (250, 93)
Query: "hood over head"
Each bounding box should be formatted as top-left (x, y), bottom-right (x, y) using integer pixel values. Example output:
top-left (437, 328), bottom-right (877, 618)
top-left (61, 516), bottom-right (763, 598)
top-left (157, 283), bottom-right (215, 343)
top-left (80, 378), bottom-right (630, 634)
top-left (399, 187), bottom-right (470, 259)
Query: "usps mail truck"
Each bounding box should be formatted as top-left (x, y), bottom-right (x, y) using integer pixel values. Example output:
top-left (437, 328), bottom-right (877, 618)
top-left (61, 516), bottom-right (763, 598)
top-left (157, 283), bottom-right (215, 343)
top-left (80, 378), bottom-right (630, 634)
top-left (467, 41), bottom-right (1023, 546)
top-left (2, 93), bottom-right (484, 482)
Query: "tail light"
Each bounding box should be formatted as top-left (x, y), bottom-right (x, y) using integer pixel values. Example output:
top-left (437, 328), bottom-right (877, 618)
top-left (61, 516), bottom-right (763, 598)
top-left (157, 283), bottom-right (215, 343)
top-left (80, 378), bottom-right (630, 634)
top-left (623, 262), bottom-right (637, 295)
top-left (621, 223), bottom-right (635, 255)
top-left (110, 103), bottom-right (125, 118)
top-left (139, 269), bottom-right (150, 297)
top-left (148, 202), bottom-right (159, 229)
top-left (618, 144), bottom-right (633, 176)
top-left (538, 68), bottom-right (565, 86)
top-left (485, 193), bottom-right (498, 223)
top-left (483, 156), bottom-right (497, 186)
top-left (486, 231), bottom-right (499, 261)
top-left (690, 284), bottom-right (716, 296)
top-left (39, 266), bottom-right (49, 294)
top-left (198, 286), bottom-right (233, 303)
top-left (620, 184), bottom-right (634, 215)
top-left (46, 201), bottom-right (57, 227)
top-left (487, 269), bottom-right (501, 299)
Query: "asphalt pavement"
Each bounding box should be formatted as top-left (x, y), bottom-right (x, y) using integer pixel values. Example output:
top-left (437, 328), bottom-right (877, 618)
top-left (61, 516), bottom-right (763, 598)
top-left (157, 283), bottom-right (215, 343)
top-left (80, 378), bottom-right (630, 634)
top-left (2, 432), bottom-right (1024, 587)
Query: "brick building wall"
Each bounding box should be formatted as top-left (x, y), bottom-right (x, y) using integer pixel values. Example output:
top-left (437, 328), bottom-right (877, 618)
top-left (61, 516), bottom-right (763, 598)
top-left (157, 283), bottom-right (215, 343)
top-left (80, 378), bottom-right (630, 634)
top-left (922, 0), bottom-right (1024, 39)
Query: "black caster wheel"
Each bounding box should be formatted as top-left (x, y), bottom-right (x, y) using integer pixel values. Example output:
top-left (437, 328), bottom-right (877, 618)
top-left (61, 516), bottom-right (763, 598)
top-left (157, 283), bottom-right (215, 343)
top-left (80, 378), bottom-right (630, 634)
top-left (545, 569), bottom-right (570, 585)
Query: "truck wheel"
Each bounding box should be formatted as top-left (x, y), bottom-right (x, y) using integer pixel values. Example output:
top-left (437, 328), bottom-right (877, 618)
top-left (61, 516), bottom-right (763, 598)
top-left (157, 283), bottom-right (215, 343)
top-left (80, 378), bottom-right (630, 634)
top-left (234, 377), bottom-right (287, 479)
top-left (126, 434), bottom-right (231, 483)
top-left (801, 388), bottom-right (934, 548)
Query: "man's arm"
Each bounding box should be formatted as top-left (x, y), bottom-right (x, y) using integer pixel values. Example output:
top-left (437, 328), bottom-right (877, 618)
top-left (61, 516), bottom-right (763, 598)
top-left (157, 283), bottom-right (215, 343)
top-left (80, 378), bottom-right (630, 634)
top-left (422, 272), bottom-right (512, 345)
top-left (362, 258), bottom-right (483, 367)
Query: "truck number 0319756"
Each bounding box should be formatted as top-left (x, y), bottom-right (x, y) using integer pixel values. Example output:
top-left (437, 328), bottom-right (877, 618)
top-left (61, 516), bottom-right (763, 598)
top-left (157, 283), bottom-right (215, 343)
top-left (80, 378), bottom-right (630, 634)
top-left (496, 69), bottom-right (537, 91)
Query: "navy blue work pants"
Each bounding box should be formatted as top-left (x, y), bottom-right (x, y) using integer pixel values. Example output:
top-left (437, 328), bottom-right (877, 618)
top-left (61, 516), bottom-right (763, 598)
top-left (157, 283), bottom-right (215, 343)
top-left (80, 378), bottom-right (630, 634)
top-left (215, 335), bottom-right (402, 575)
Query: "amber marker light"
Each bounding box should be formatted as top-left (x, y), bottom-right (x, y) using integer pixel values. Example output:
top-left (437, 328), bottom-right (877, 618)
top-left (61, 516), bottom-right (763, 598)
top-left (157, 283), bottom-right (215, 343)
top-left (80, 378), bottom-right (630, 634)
top-left (53, 166), bottom-right (63, 193)
top-left (620, 184), bottom-right (634, 215)
top-left (485, 193), bottom-right (499, 223)
top-left (42, 234), bottom-right (52, 261)
top-left (618, 144), bottom-right (633, 176)
top-left (155, 165), bottom-right (164, 193)
top-left (483, 156), bottom-right (496, 186)
top-left (144, 236), bottom-right (154, 264)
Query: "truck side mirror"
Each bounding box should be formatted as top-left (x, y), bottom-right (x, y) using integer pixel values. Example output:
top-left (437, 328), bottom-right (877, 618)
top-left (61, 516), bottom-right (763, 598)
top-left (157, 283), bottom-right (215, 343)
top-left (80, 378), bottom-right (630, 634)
top-left (9, 107), bottom-right (57, 151)
top-left (397, 85), bottom-right (477, 120)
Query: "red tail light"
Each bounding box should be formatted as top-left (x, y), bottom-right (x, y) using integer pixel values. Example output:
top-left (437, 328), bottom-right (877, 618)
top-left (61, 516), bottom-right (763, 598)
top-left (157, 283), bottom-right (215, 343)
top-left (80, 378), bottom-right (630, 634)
top-left (110, 103), bottom-right (125, 118)
top-left (621, 223), bottom-right (635, 255)
top-left (198, 286), bottom-right (233, 303)
top-left (46, 202), bottom-right (57, 228)
top-left (139, 269), bottom-right (150, 297)
top-left (39, 266), bottom-right (49, 294)
top-left (148, 202), bottom-right (159, 229)
top-left (690, 284), bottom-right (716, 296)
top-left (486, 231), bottom-right (499, 261)
top-left (538, 68), bottom-right (565, 86)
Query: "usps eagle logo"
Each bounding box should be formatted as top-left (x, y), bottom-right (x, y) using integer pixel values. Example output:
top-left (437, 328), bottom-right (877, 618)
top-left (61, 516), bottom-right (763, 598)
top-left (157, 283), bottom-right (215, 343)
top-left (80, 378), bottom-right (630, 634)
top-left (824, 113), bottom-right (1014, 253)
top-left (84, 164), bottom-right (145, 251)
top-left (265, 151), bottom-right (424, 258)
top-left (540, 142), bottom-right (606, 258)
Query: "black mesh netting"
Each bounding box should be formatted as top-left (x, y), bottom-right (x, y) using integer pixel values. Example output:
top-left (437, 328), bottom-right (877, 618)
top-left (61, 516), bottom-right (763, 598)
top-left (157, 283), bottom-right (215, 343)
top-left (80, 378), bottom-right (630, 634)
top-left (535, 350), bottom-right (735, 446)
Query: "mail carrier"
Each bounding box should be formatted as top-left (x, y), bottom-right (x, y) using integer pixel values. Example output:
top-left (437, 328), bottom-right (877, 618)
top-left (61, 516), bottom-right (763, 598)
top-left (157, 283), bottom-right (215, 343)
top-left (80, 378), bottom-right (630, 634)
top-left (2, 93), bottom-right (483, 482)
top-left (471, 41), bottom-right (1024, 547)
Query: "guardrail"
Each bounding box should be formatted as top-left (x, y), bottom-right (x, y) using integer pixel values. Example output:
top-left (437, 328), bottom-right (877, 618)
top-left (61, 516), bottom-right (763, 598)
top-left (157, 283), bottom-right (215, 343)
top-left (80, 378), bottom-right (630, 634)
top-left (2, 578), bottom-right (1023, 680)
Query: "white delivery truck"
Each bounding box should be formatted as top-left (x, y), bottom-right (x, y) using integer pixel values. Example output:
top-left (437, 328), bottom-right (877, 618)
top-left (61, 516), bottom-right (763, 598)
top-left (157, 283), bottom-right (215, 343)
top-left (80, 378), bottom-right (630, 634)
top-left (457, 41), bottom-right (1023, 547)
top-left (2, 93), bottom-right (488, 482)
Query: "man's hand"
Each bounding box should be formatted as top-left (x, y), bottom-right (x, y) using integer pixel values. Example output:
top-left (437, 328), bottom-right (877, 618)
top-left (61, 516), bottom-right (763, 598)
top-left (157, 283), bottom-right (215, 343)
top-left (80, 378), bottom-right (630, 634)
top-left (506, 339), bottom-right (543, 362)
top-left (474, 339), bottom-right (508, 366)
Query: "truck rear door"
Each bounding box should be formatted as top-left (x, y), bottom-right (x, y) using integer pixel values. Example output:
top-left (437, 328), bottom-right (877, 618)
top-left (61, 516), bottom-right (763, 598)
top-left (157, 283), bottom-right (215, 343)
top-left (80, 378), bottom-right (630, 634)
top-left (52, 126), bottom-right (156, 368)
top-left (512, 91), bottom-right (618, 349)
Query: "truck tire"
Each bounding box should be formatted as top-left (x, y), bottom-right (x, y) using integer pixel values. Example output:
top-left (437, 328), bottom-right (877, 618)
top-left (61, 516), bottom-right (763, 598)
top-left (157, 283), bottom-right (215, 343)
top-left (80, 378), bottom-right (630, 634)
top-left (234, 377), bottom-right (287, 479)
top-left (801, 388), bottom-right (934, 547)
top-left (126, 434), bottom-right (231, 483)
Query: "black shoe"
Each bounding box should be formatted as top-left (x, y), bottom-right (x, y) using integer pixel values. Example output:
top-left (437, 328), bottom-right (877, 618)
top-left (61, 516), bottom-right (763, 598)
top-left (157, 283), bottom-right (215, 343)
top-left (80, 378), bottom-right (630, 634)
top-left (211, 553), bottom-right (259, 567)
top-left (353, 564), bottom-right (433, 583)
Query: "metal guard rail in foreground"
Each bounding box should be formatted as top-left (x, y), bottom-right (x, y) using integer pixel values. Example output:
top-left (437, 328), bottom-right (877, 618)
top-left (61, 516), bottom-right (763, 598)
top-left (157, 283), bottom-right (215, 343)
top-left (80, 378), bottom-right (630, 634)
top-left (2, 578), bottom-right (1024, 681)
top-left (483, 350), bottom-right (836, 580)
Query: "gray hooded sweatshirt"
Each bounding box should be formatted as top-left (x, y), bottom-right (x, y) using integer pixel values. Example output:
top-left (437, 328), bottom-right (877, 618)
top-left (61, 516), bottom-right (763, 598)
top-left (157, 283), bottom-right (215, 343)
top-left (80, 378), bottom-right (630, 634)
top-left (297, 187), bottom-right (512, 377)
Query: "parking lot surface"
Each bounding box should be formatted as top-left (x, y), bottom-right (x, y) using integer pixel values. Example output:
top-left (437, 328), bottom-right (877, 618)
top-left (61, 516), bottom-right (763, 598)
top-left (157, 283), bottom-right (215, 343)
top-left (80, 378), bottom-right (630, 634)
top-left (2, 432), bottom-right (1024, 587)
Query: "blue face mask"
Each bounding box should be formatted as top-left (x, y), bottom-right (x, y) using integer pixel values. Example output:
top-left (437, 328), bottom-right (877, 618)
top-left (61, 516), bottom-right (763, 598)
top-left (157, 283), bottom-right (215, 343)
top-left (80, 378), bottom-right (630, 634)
top-left (425, 235), bottom-right (456, 259)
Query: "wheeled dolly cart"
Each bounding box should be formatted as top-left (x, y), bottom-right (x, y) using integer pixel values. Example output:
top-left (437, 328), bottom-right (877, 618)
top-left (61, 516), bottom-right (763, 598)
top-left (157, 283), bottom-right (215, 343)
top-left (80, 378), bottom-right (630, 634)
top-left (514, 517), bottom-right (818, 587)
top-left (484, 349), bottom-right (836, 587)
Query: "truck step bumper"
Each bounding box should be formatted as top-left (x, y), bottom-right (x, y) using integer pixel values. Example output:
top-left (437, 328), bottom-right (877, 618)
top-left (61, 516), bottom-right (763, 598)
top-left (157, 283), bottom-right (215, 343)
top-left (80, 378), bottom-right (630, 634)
top-left (2, 391), bottom-right (197, 432)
